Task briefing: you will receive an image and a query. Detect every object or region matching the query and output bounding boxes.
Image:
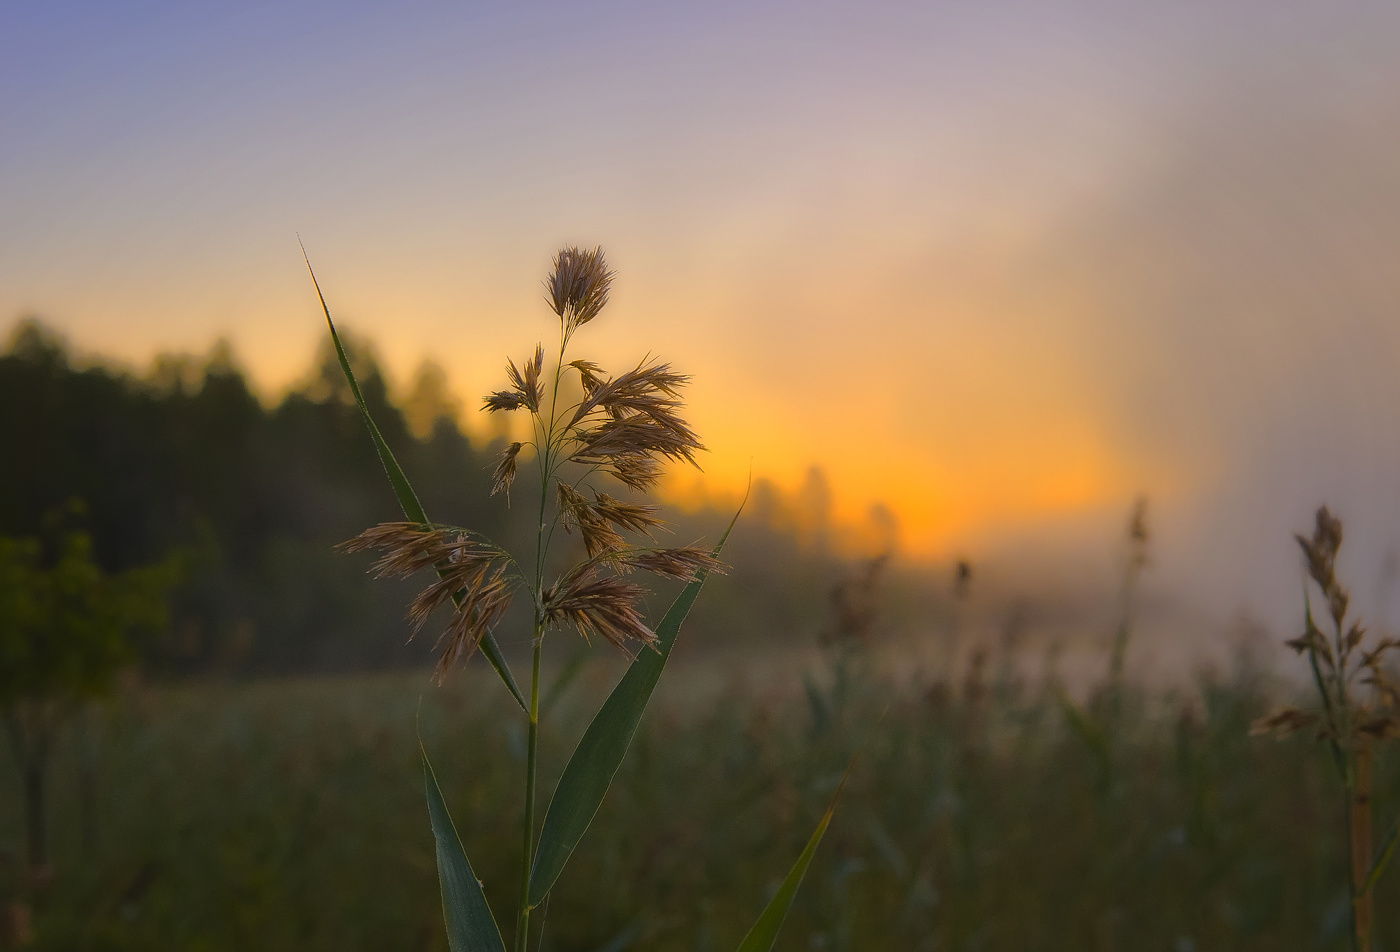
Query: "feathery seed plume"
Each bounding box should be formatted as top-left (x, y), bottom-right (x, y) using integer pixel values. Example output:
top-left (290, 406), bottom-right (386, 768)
top-left (547, 247), bottom-right (614, 332)
top-left (483, 390), bottom-right (527, 412)
top-left (504, 345), bottom-right (544, 412)
top-left (430, 566), bottom-right (515, 682)
top-left (590, 492), bottom-right (665, 536)
top-left (607, 454), bottom-right (665, 492)
top-left (616, 546), bottom-right (725, 582)
top-left (340, 523), bottom-right (458, 578)
top-left (542, 565), bottom-right (654, 650)
top-left (557, 483), bottom-right (624, 557)
top-left (341, 522), bottom-right (516, 676)
top-left (492, 442), bottom-right (525, 500)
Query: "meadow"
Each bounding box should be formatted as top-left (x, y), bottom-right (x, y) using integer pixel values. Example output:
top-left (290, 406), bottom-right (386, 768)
top-left (2, 638), bottom-right (1392, 952)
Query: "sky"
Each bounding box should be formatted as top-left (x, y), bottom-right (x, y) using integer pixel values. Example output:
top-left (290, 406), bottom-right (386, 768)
top-left (6, 0), bottom-right (1400, 631)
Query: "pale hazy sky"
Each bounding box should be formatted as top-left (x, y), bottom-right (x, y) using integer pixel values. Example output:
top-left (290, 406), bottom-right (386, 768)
top-left (6, 0), bottom-right (1400, 629)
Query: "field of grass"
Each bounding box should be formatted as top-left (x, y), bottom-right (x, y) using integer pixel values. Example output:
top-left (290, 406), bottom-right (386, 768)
top-left (0, 642), bottom-right (1396, 952)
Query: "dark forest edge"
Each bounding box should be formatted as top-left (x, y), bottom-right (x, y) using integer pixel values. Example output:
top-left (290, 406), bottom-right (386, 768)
top-left (0, 319), bottom-right (888, 677)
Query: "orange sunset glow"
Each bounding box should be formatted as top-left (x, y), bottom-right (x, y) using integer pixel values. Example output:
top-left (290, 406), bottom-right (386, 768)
top-left (6, 0), bottom-right (1400, 625)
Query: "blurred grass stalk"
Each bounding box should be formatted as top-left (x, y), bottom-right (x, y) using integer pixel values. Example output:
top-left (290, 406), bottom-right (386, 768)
top-left (1253, 507), bottom-right (1400, 952)
top-left (1056, 498), bottom-right (1151, 788)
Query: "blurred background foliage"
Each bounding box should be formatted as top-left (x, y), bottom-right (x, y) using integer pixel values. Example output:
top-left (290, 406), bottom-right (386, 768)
top-left (0, 648), bottom-right (1390, 952)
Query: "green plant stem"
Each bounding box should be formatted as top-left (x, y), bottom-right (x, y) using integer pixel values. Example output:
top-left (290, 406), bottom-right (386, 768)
top-left (516, 333), bottom-right (567, 952)
top-left (1302, 586), bottom-right (1346, 783)
top-left (517, 628), bottom-right (543, 952)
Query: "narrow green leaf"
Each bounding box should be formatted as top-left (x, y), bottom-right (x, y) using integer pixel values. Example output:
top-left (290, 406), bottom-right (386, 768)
top-left (1363, 810), bottom-right (1400, 895)
top-left (423, 749), bottom-right (508, 952)
top-left (527, 496), bottom-right (747, 907)
top-left (734, 774), bottom-right (848, 952)
top-left (477, 630), bottom-right (527, 713)
top-left (302, 243), bottom-right (525, 712)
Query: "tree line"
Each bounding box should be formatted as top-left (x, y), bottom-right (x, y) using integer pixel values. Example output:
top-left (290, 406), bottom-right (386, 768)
top-left (1, 319), bottom-right (878, 679)
top-left (0, 319), bottom-right (531, 675)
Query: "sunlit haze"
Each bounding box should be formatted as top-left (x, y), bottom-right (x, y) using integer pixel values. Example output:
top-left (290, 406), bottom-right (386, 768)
top-left (7, 0), bottom-right (1400, 630)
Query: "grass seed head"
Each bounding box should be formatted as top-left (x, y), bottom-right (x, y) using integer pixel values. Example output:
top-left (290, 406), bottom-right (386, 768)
top-left (343, 246), bottom-right (719, 677)
top-left (339, 523), bottom-right (456, 578)
top-left (1128, 496), bottom-right (1149, 568)
top-left (616, 546), bottom-right (725, 582)
top-left (341, 523), bottom-right (516, 675)
top-left (482, 390), bottom-right (527, 412)
top-left (569, 359), bottom-right (605, 396)
top-left (503, 346), bottom-right (544, 412)
top-left (543, 566), bottom-right (654, 650)
top-left (431, 566), bottom-right (515, 681)
top-left (569, 359), bottom-right (691, 427)
top-left (557, 482), bottom-right (625, 558)
top-left (605, 454), bottom-right (665, 492)
top-left (491, 442), bottom-right (525, 500)
top-left (563, 358), bottom-right (704, 490)
top-left (1250, 706), bottom-right (1319, 738)
top-left (1297, 506), bottom-right (1347, 625)
top-left (571, 416), bottom-right (703, 468)
top-left (547, 246), bottom-right (614, 332)
top-left (590, 491), bottom-right (665, 537)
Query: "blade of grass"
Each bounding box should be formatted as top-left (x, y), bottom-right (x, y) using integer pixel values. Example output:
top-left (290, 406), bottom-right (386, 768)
top-left (302, 242), bottom-right (525, 712)
top-left (424, 748), bottom-right (508, 952)
top-left (1363, 810), bottom-right (1400, 895)
top-left (477, 636), bottom-right (526, 713)
top-left (527, 494), bottom-right (746, 907)
top-left (734, 771), bottom-right (849, 952)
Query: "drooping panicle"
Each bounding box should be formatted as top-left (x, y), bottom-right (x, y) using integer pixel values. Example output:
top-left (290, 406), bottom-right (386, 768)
top-left (607, 454), bottom-right (666, 492)
top-left (547, 247), bottom-right (614, 332)
top-left (571, 415), bottom-right (704, 468)
top-left (557, 483), bottom-right (624, 558)
top-left (339, 522), bottom-right (456, 578)
top-left (542, 564), bottom-right (654, 650)
top-left (340, 523), bottom-right (516, 676)
top-left (407, 542), bottom-right (507, 632)
top-left (336, 247), bottom-right (728, 683)
top-left (492, 442), bottom-right (525, 500)
top-left (428, 564), bottom-right (515, 682)
top-left (589, 492), bottom-right (665, 536)
top-left (616, 546), bottom-right (726, 582)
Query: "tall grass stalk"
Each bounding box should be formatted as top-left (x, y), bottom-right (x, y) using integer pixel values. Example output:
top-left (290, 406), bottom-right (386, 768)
top-left (1057, 497), bottom-right (1151, 785)
top-left (1106, 496), bottom-right (1149, 720)
top-left (308, 245), bottom-right (839, 952)
top-left (1254, 507), bottom-right (1400, 952)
